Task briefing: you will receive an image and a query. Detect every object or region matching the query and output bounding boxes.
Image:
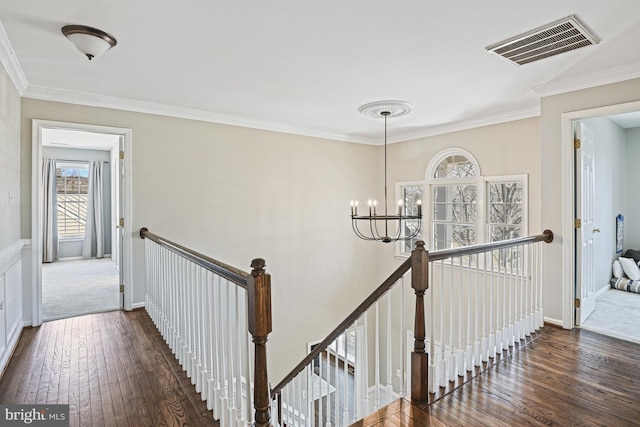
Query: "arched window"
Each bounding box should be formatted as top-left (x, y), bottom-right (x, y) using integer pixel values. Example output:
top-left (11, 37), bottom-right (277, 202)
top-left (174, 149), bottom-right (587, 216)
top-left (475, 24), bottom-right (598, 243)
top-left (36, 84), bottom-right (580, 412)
top-left (396, 148), bottom-right (526, 256)
top-left (428, 149), bottom-right (480, 250)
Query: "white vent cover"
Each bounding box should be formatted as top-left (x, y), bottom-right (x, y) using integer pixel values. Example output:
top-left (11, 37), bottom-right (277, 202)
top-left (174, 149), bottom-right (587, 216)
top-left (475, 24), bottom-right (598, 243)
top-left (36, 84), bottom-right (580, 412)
top-left (486, 15), bottom-right (599, 66)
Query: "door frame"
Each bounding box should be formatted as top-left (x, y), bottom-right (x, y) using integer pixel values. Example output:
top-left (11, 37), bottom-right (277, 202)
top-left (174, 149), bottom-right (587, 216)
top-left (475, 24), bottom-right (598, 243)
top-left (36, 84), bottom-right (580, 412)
top-left (560, 100), bottom-right (640, 328)
top-left (31, 119), bottom-right (133, 326)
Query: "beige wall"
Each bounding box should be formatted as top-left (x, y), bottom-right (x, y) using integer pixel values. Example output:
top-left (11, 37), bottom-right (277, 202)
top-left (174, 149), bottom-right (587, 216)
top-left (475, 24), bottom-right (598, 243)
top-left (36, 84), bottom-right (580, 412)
top-left (0, 65), bottom-right (21, 251)
top-left (541, 77), bottom-right (640, 325)
top-left (20, 98), bottom-right (383, 381)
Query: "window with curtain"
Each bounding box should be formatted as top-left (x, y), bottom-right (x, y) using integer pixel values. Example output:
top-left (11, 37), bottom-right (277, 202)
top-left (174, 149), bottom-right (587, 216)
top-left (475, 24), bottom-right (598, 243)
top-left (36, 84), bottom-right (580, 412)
top-left (56, 162), bottom-right (89, 238)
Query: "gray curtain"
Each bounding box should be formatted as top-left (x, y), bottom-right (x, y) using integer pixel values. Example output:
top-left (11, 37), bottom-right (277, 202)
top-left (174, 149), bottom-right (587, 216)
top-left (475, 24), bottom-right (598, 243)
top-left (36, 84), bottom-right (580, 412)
top-left (42, 158), bottom-right (58, 262)
top-left (82, 160), bottom-right (105, 259)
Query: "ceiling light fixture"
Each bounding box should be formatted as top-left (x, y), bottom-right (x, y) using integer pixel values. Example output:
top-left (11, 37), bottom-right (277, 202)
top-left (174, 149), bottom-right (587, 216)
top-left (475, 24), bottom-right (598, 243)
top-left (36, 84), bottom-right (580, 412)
top-left (61, 24), bottom-right (117, 61)
top-left (351, 101), bottom-right (422, 243)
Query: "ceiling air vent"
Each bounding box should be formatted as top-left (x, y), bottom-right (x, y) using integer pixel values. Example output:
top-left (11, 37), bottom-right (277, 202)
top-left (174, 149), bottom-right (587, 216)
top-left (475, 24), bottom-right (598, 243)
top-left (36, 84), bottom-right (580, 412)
top-left (486, 15), bottom-right (599, 66)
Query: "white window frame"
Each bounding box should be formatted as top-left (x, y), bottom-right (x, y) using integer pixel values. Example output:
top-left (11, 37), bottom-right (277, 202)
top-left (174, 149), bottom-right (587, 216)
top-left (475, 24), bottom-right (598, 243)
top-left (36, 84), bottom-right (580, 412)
top-left (395, 148), bottom-right (528, 257)
top-left (56, 161), bottom-right (89, 240)
top-left (395, 180), bottom-right (425, 256)
top-left (485, 174), bottom-right (528, 243)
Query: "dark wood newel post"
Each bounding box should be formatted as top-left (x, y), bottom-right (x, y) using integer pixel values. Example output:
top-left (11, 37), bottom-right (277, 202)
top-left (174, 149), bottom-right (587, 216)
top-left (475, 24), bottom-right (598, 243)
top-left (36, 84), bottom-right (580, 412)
top-left (248, 258), bottom-right (276, 427)
top-left (411, 240), bottom-right (429, 403)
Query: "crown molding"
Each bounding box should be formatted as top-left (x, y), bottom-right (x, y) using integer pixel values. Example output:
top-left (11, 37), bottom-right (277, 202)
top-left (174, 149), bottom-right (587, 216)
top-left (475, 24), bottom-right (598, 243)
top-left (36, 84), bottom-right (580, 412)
top-left (22, 85), bottom-right (368, 144)
top-left (393, 106), bottom-right (541, 143)
top-left (532, 61), bottom-right (640, 97)
top-left (0, 20), bottom-right (28, 94)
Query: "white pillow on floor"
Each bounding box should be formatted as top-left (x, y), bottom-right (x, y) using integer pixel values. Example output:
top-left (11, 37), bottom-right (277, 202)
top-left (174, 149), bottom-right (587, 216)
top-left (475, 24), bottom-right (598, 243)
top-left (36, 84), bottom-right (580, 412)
top-left (612, 260), bottom-right (625, 279)
top-left (619, 257), bottom-right (640, 280)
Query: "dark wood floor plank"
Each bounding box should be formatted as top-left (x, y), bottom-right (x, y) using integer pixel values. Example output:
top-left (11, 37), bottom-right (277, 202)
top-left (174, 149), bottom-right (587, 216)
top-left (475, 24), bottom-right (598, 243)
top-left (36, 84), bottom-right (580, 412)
top-left (0, 310), bottom-right (217, 426)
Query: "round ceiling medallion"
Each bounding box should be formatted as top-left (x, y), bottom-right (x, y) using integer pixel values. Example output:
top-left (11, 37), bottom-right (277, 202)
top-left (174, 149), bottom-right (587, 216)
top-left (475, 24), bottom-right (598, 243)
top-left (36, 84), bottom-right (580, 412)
top-left (358, 100), bottom-right (412, 119)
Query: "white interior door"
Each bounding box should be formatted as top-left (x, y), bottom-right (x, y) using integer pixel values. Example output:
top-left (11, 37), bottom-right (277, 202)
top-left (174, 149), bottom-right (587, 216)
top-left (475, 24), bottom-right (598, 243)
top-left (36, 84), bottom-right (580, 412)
top-left (117, 136), bottom-right (125, 308)
top-left (575, 121), bottom-right (596, 325)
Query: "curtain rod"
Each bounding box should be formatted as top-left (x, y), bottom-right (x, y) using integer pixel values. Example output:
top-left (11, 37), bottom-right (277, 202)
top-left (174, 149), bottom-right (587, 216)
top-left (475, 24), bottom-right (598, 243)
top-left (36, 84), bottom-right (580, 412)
top-left (49, 159), bottom-right (110, 164)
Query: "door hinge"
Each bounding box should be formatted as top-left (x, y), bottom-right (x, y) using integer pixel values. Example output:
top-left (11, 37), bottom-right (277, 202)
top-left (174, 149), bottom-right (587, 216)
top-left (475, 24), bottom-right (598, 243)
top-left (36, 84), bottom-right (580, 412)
top-left (119, 218), bottom-right (124, 227)
top-left (574, 138), bottom-right (581, 149)
top-left (575, 218), bottom-right (581, 228)
top-left (574, 298), bottom-right (581, 308)
top-left (120, 284), bottom-right (125, 293)
top-left (119, 150), bottom-right (125, 159)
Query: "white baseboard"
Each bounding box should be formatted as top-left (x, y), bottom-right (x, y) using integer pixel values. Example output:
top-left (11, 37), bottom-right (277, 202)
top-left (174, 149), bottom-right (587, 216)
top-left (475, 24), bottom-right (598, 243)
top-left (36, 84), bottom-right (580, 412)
top-left (544, 316), bottom-right (564, 327)
top-left (0, 324), bottom-right (22, 380)
top-left (132, 302), bottom-right (145, 310)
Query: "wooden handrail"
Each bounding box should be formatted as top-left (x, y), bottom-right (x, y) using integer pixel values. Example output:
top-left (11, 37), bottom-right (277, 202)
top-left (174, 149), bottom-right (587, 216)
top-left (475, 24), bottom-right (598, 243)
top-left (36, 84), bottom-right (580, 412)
top-left (270, 256), bottom-right (413, 397)
top-left (428, 229), bottom-right (553, 262)
top-left (140, 227), bottom-right (273, 425)
top-left (139, 227), bottom-right (249, 288)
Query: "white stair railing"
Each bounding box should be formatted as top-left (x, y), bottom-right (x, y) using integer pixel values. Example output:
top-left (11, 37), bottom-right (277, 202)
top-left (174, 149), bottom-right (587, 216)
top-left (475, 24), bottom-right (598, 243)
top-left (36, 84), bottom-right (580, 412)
top-left (141, 228), bottom-right (272, 427)
top-left (270, 230), bottom-right (552, 426)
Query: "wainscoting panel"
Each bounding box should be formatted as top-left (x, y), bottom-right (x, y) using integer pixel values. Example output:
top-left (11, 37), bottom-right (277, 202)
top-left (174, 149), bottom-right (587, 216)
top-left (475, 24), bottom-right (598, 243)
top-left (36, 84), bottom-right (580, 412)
top-left (0, 240), bottom-right (24, 377)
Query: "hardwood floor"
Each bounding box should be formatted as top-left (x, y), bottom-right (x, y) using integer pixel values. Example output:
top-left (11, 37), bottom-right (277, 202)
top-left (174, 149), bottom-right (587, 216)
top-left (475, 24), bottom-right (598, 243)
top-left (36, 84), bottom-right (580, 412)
top-left (0, 310), bottom-right (216, 427)
top-left (358, 325), bottom-right (640, 426)
top-left (3, 313), bottom-right (640, 426)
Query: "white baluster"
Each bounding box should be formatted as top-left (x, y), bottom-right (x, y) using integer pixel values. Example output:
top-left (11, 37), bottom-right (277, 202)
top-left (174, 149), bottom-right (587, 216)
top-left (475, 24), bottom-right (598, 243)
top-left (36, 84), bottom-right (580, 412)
top-left (374, 300), bottom-right (380, 410)
top-left (361, 312), bottom-right (369, 417)
top-left (447, 260), bottom-right (455, 383)
top-left (343, 329), bottom-right (350, 426)
top-left (488, 250), bottom-right (496, 359)
top-left (385, 292), bottom-right (393, 405)
top-left (481, 252), bottom-right (489, 363)
top-left (465, 255), bottom-right (473, 371)
top-left (457, 257), bottom-right (465, 376)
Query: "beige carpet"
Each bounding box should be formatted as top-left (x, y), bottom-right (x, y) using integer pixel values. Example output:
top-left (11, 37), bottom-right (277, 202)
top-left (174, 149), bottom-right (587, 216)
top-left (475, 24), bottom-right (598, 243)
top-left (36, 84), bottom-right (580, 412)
top-left (581, 288), bottom-right (640, 344)
top-left (42, 258), bottom-right (121, 321)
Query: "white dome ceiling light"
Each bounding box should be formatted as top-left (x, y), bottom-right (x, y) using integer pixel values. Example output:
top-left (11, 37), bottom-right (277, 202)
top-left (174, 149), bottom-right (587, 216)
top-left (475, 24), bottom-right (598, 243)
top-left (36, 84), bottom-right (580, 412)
top-left (61, 25), bottom-right (117, 61)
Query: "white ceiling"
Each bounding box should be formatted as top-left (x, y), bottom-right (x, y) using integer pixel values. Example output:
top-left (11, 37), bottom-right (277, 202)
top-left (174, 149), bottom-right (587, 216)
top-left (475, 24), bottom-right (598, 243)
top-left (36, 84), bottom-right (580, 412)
top-left (1, 0), bottom-right (640, 144)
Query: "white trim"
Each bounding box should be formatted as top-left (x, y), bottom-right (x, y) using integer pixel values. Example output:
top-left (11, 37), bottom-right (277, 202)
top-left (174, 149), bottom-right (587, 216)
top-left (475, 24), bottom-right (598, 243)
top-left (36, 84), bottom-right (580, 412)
top-left (132, 302), bottom-right (145, 310)
top-left (543, 317), bottom-right (563, 327)
top-left (0, 20), bottom-right (27, 94)
top-left (484, 174), bottom-right (528, 238)
top-left (0, 240), bottom-right (24, 269)
top-left (32, 120), bottom-right (134, 326)
top-left (532, 61), bottom-right (640, 97)
top-left (397, 107), bottom-right (540, 143)
top-left (0, 317), bottom-right (22, 379)
top-left (593, 284), bottom-right (610, 299)
top-left (23, 85), bottom-right (363, 144)
top-left (560, 100), bottom-right (640, 330)
top-left (425, 147), bottom-right (481, 180)
top-left (23, 85), bottom-right (541, 146)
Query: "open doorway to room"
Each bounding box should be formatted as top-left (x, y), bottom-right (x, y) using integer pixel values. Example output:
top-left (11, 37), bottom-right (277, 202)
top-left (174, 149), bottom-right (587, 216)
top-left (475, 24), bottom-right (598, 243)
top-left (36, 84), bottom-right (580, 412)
top-left (571, 108), bottom-right (640, 344)
top-left (32, 121), bottom-right (133, 326)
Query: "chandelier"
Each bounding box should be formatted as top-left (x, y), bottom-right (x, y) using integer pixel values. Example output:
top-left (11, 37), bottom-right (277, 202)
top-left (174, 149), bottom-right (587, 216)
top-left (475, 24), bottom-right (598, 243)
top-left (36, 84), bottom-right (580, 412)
top-left (351, 101), bottom-right (422, 243)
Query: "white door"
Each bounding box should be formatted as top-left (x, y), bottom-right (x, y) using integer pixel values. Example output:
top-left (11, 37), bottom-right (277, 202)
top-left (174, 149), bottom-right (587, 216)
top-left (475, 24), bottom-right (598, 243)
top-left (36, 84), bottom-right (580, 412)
top-left (117, 136), bottom-right (125, 308)
top-left (575, 121), bottom-right (596, 325)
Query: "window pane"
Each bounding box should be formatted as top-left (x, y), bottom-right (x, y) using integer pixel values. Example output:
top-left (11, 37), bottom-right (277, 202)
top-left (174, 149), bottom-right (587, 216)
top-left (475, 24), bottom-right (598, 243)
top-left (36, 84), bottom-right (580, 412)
top-left (399, 185), bottom-right (423, 254)
top-left (57, 166), bottom-right (89, 237)
top-left (488, 182), bottom-right (523, 242)
top-left (434, 155), bottom-right (477, 179)
top-left (432, 223), bottom-right (475, 250)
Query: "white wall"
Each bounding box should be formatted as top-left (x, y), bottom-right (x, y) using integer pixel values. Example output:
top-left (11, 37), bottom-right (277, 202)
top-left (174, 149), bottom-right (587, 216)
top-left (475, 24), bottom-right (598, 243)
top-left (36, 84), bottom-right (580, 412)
top-left (625, 127), bottom-right (640, 249)
top-left (582, 117), bottom-right (627, 293)
top-left (0, 61), bottom-right (23, 375)
top-left (20, 98), bottom-right (382, 382)
top-left (540, 77), bottom-right (640, 326)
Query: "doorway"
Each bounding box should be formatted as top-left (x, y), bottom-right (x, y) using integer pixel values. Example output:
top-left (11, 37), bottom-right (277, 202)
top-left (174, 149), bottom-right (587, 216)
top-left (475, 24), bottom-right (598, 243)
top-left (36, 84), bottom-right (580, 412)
top-left (564, 102), bottom-right (640, 333)
top-left (31, 120), bottom-right (133, 326)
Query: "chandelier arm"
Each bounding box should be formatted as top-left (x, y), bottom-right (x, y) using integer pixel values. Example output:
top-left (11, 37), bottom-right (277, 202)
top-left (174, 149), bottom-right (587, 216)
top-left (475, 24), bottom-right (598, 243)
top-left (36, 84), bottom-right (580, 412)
top-left (352, 219), bottom-right (376, 240)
